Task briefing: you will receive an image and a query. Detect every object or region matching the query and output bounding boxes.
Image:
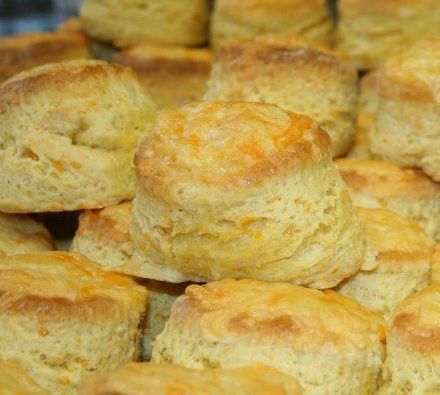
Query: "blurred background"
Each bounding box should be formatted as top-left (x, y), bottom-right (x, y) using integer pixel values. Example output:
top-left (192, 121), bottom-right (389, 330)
top-left (0, 0), bottom-right (81, 36)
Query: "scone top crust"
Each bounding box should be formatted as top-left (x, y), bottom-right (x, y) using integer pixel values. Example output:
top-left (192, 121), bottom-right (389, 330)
top-left (0, 252), bottom-right (147, 316)
top-left (381, 38), bottom-right (440, 102)
top-left (135, 101), bottom-right (330, 202)
top-left (216, 34), bottom-right (356, 78)
top-left (115, 44), bottom-right (213, 73)
top-left (0, 360), bottom-right (48, 395)
top-left (174, 279), bottom-right (385, 348)
top-left (391, 285), bottom-right (440, 353)
top-left (340, 0), bottom-right (440, 12)
top-left (336, 159), bottom-right (440, 201)
top-left (216, 0), bottom-right (327, 23)
top-left (80, 363), bottom-right (302, 395)
top-left (432, 243), bottom-right (440, 283)
top-left (357, 208), bottom-right (433, 273)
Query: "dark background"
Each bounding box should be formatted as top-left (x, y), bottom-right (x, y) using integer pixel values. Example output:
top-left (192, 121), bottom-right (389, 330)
top-left (0, 0), bottom-right (81, 36)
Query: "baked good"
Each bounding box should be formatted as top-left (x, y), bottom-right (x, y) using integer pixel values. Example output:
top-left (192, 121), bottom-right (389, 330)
top-left (336, 159), bottom-right (440, 240)
top-left (431, 243), bottom-right (440, 284)
top-left (204, 35), bottom-right (358, 157)
top-left (369, 38), bottom-right (440, 181)
top-left (80, 0), bottom-right (209, 47)
top-left (0, 360), bottom-right (48, 395)
top-left (70, 202), bottom-right (133, 269)
top-left (379, 285), bottom-right (440, 394)
top-left (0, 213), bottom-right (54, 255)
top-left (141, 280), bottom-right (187, 360)
top-left (348, 71), bottom-right (380, 159)
top-left (337, 208), bottom-right (433, 321)
top-left (152, 279), bottom-right (385, 395)
top-left (0, 60), bottom-right (157, 213)
top-left (0, 32), bottom-right (90, 83)
top-left (56, 17), bottom-right (84, 34)
top-left (211, 0), bottom-right (332, 50)
top-left (114, 44), bottom-right (213, 109)
top-left (127, 101), bottom-right (364, 288)
top-left (336, 0), bottom-right (440, 70)
top-left (80, 364), bottom-right (302, 395)
top-left (0, 252), bottom-right (148, 394)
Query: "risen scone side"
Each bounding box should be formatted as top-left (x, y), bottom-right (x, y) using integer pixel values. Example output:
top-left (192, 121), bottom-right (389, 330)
top-left (336, 158), bottom-right (440, 241)
top-left (0, 59), bottom-right (157, 213)
top-left (211, 0), bottom-right (332, 50)
top-left (80, 0), bottom-right (209, 47)
top-left (0, 213), bottom-right (54, 255)
top-left (128, 101), bottom-right (364, 287)
top-left (337, 208), bottom-right (433, 321)
top-left (205, 35), bottom-right (358, 158)
top-left (152, 279), bottom-right (385, 395)
top-left (0, 252), bottom-right (148, 394)
top-left (336, 0), bottom-right (440, 70)
top-left (380, 285), bottom-right (440, 394)
top-left (80, 364), bottom-right (302, 395)
top-left (0, 360), bottom-right (48, 395)
top-left (369, 39), bottom-right (440, 181)
top-left (0, 31), bottom-right (91, 83)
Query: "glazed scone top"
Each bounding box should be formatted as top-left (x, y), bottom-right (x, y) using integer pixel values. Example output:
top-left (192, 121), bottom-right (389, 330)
top-left (80, 364), bottom-right (302, 395)
top-left (357, 208), bottom-right (433, 272)
top-left (172, 279), bottom-right (385, 348)
top-left (382, 38), bottom-right (440, 101)
top-left (390, 284), bottom-right (440, 353)
top-left (336, 159), bottom-right (440, 201)
top-left (135, 101), bottom-right (330, 200)
top-left (0, 360), bottom-right (48, 395)
top-left (0, 252), bottom-right (147, 310)
top-left (214, 34), bottom-right (354, 76)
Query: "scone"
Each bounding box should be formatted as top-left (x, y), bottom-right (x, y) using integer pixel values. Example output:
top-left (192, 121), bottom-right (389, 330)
top-left (0, 213), bottom-right (54, 255)
top-left (379, 285), bottom-right (440, 394)
top-left (211, 0), bottom-right (332, 50)
top-left (348, 71), bottom-right (380, 159)
top-left (0, 252), bottom-right (148, 394)
top-left (431, 243), bottom-right (440, 284)
top-left (369, 39), bottom-right (440, 181)
top-left (336, 159), bottom-right (440, 241)
top-left (69, 203), bottom-right (186, 360)
top-left (0, 60), bottom-right (157, 213)
top-left (80, 0), bottom-right (210, 47)
top-left (127, 101), bottom-right (364, 288)
top-left (337, 208), bottom-right (433, 321)
top-left (336, 0), bottom-right (440, 70)
top-left (0, 32), bottom-right (90, 83)
top-left (152, 279), bottom-right (385, 395)
top-left (80, 364), bottom-right (302, 395)
top-left (0, 360), bottom-right (48, 395)
top-left (204, 35), bottom-right (358, 157)
top-left (70, 202), bottom-right (133, 268)
top-left (114, 44), bottom-right (213, 109)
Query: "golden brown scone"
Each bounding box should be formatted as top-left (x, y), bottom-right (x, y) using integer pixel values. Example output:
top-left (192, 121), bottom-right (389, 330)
top-left (80, 0), bottom-right (209, 47)
top-left (0, 213), bottom-right (54, 255)
top-left (70, 202), bottom-right (133, 268)
top-left (80, 363), bottom-right (302, 395)
top-left (336, 159), bottom-right (440, 241)
top-left (152, 279), bottom-right (385, 395)
top-left (337, 208), bottom-right (433, 321)
top-left (0, 252), bottom-right (148, 394)
top-left (336, 0), bottom-right (440, 70)
top-left (369, 38), bottom-right (440, 181)
top-left (0, 360), bottom-right (48, 395)
top-left (431, 243), bottom-right (440, 284)
top-left (114, 44), bottom-right (213, 109)
top-left (204, 35), bottom-right (358, 158)
top-left (0, 31), bottom-right (90, 83)
top-left (211, 0), bottom-right (332, 50)
top-left (128, 101), bottom-right (364, 288)
top-left (348, 71), bottom-right (380, 159)
top-left (379, 285), bottom-right (440, 394)
top-left (0, 59), bottom-right (157, 213)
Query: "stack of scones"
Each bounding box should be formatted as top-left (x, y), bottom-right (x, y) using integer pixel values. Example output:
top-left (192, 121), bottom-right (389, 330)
top-left (0, 0), bottom-right (439, 394)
